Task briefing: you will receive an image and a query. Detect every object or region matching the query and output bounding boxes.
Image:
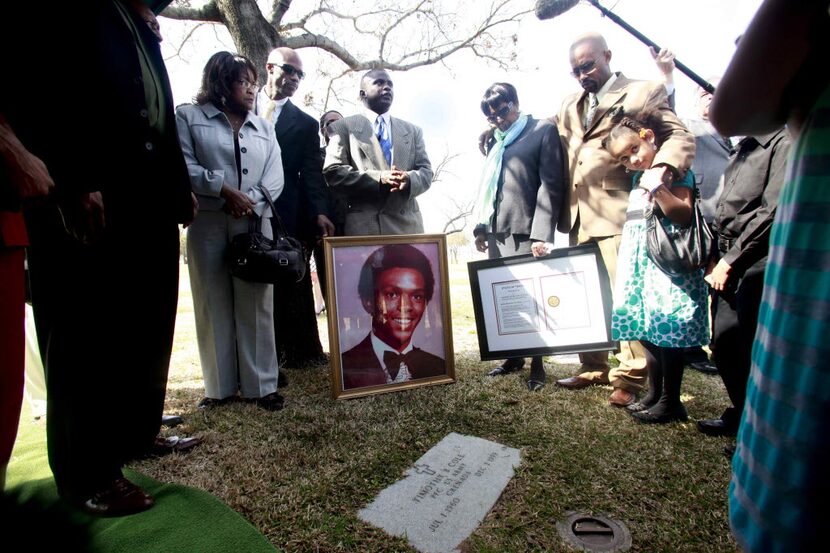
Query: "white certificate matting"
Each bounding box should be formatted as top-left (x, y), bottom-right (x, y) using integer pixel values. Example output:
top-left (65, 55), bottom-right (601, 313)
top-left (468, 243), bottom-right (614, 360)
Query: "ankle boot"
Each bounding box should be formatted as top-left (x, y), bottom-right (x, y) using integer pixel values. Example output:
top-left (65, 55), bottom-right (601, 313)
top-left (632, 348), bottom-right (687, 423)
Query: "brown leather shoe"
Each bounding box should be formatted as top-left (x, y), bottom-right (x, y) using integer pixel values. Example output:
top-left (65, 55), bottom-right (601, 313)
top-left (80, 477), bottom-right (154, 517)
top-left (608, 388), bottom-right (636, 407)
top-left (555, 376), bottom-right (595, 390)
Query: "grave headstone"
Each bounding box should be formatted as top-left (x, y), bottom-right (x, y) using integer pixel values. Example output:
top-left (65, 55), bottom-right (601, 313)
top-left (359, 432), bottom-right (521, 553)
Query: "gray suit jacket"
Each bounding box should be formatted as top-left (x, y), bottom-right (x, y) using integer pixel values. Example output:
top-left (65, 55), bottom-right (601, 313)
top-left (684, 118), bottom-right (733, 224)
top-left (323, 113), bottom-right (433, 235)
top-left (474, 117), bottom-right (566, 243)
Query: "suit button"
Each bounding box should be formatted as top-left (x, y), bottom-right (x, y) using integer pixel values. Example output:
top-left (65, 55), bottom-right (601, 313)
top-left (238, 132), bottom-right (244, 139)
top-left (139, 109), bottom-right (148, 118)
top-left (242, 168), bottom-right (249, 175)
top-left (578, 160), bottom-right (583, 165)
top-left (400, 209), bottom-right (405, 214)
top-left (145, 142), bottom-right (154, 151)
top-left (241, 147), bottom-right (247, 153)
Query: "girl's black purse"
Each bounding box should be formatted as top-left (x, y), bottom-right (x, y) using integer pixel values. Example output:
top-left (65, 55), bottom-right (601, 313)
top-left (645, 187), bottom-right (714, 277)
top-left (228, 185), bottom-right (306, 284)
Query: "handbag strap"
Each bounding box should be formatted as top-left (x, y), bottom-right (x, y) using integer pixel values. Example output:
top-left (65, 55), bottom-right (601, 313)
top-left (250, 184), bottom-right (289, 240)
top-left (649, 180), bottom-right (701, 221)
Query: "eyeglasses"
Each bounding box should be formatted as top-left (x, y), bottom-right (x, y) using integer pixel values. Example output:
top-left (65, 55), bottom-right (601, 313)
top-left (571, 59), bottom-right (598, 78)
top-left (235, 79), bottom-right (258, 90)
top-left (279, 64), bottom-right (306, 80)
top-left (485, 102), bottom-right (513, 122)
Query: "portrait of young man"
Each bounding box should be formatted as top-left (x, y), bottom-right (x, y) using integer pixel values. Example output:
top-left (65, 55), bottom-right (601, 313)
top-left (339, 243), bottom-right (446, 391)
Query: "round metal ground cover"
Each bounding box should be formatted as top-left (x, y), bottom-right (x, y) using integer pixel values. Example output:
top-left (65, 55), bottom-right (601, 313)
top-left (556, 512), bottom-right (631, 552)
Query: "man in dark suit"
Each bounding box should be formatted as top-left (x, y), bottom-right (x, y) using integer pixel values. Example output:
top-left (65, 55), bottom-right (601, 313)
top-left (341, 244), bottom-right (445, 390)
top-left (2, 1), bottom-right (194, 515)
top-left (323, 69), bottom-right (433, 236)
top-left (257, 47), bottom-right (335, 368)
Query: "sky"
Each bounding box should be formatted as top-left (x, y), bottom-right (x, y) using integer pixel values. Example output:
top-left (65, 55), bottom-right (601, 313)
top-left (160, 0), bottom-right (763, 236)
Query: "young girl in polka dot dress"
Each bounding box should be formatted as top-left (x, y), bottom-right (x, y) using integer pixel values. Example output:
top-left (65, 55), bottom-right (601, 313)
top-left (602, 112), bottom-right (709, 424)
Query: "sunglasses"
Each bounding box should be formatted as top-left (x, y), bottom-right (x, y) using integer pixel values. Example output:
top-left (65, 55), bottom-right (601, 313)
top-left (279, 63), bottom-right (306, 80)
top-left (571, 59), bottom-right (598, 78)
top-left (485, 102), bottom-right (513, 122)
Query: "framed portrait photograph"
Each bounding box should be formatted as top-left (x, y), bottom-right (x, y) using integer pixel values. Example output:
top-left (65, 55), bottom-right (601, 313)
top-left (324, 234), bottom-right (456, 399)
top-left (468, 242), bottom-right (615, 361)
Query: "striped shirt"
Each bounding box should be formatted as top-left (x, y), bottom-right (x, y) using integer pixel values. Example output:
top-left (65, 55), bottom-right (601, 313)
top-left (729, 85), bottom-right (830, 553)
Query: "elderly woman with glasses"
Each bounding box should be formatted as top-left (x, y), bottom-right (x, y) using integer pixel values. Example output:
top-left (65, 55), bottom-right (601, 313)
top-left (175, 52), bottom-right (286, 411)
top-left (473, 82), bottom-right (567, 391)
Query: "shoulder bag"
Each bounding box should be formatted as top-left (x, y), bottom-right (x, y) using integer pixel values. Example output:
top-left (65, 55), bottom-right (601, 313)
top-left (645, 187), bottom-right (714, 277)
top-left (228, 184), bottom-right (307, 284)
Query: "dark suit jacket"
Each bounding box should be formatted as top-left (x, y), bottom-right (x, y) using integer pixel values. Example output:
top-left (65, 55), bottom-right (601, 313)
top-left (684, 119), bottom-right (733, 224)
top-left (272, 100), bottom-right (330, 239)
top-left (474, 116), bottom-right (566, 243)
top-left (1, 3), bottom-right (192, 225)
top-left (341, 334), bottom-right (445, 390)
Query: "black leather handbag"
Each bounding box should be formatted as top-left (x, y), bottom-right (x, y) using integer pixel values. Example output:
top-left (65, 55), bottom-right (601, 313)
top-left (645, 188), bottom-right (714, 277)
top-left (228, 185), bottom-right (306, 284)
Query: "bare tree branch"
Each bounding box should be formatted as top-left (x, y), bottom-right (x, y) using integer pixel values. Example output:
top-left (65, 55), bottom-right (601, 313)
top-left (162, 2), bottom-right (222, 22)
top-left (272, 0), bottom-right (293, 27)
top-left (163, 22), bottom-right (209, 62)
top-left (164, 0), bottom-right (529, 75)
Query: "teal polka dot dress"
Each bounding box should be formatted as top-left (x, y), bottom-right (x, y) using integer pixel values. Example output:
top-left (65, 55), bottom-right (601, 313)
top-left (611, 171), bottom-right (710, 348)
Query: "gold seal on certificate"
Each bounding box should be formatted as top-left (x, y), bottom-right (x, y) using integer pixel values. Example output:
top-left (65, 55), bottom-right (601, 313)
top-left (547, 296), bottom-right (560, 308)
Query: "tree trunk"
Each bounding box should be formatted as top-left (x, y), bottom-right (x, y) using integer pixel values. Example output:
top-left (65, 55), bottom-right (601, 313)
top-left (215, 0), bottom-right (280, 83)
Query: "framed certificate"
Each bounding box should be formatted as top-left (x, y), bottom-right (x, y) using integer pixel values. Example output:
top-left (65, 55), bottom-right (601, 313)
top-left (467, 243), bottom-right (614, 360)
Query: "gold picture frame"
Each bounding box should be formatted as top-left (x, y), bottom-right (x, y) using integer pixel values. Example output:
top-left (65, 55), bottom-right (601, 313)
top-left (323, 234), bottom-right (456, 399)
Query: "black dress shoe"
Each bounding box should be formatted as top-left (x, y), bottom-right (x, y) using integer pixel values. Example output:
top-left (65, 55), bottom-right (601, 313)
top-left (251, 392), bottom-right (285, 411)
top-left (197, 396), bottom-right (234, 409)
top-left (487, 361), bottom-right (523, 377)
top-left (527, 379), bottom-right (546, 392)
top-left (148, 435), bottom-right (203, 457)
top-left (160, 414), bottom-right (183, 428)
top-left (79, 478), bottom-right (154, 517)
top-left (697, 418), bottom-right (738, 437)
top-left (631, 404), bottom-right (688, 424)
top-left (688, 361), bottom-right (718, 375)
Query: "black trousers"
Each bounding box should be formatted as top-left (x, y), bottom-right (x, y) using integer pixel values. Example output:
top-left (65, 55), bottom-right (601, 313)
top-left (273, 241), bottom-right (325, 367)
top-left (26, 199), bottom-right (179, 500)
top-left (711, 260), bottom-right (766, 427)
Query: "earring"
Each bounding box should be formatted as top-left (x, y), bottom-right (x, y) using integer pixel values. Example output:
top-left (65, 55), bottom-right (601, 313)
top-left (221, 96), bottom-right (227, 106)
top-left (625, 167), bottom-right (630, 174)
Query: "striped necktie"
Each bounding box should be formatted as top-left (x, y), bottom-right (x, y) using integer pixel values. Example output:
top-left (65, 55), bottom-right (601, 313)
top-left (584, 94), bottom-right (599, 128)
top-left (376, 115), bottom-right (392, 166)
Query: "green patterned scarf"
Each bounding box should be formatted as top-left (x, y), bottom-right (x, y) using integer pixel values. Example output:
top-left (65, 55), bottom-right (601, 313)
top-left (474, 114), bottom-right (529, 229)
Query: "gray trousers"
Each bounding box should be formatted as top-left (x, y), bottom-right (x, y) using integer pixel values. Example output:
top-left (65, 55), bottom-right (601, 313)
top-left (187, 211), bottom-right (278, 399)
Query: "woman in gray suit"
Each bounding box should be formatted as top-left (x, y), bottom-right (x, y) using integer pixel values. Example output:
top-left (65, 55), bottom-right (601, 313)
top-left (176, 52), bottom-right (285, 410)
top-left (473, 82), bottom-right (567, 391)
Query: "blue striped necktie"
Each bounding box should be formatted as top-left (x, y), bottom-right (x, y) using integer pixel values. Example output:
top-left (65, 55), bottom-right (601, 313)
top-left (376, 115), bottom-right (392, 166)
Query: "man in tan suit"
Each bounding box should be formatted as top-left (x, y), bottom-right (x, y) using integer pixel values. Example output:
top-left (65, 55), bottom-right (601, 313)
top-left (323, 69), bottom-right (433, 236)
top-left (555, 33), bottom-right (695, 406)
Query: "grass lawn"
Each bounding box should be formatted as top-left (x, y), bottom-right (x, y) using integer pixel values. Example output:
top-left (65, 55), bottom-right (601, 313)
top-left (132, 261), bottom-right (738, 552)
